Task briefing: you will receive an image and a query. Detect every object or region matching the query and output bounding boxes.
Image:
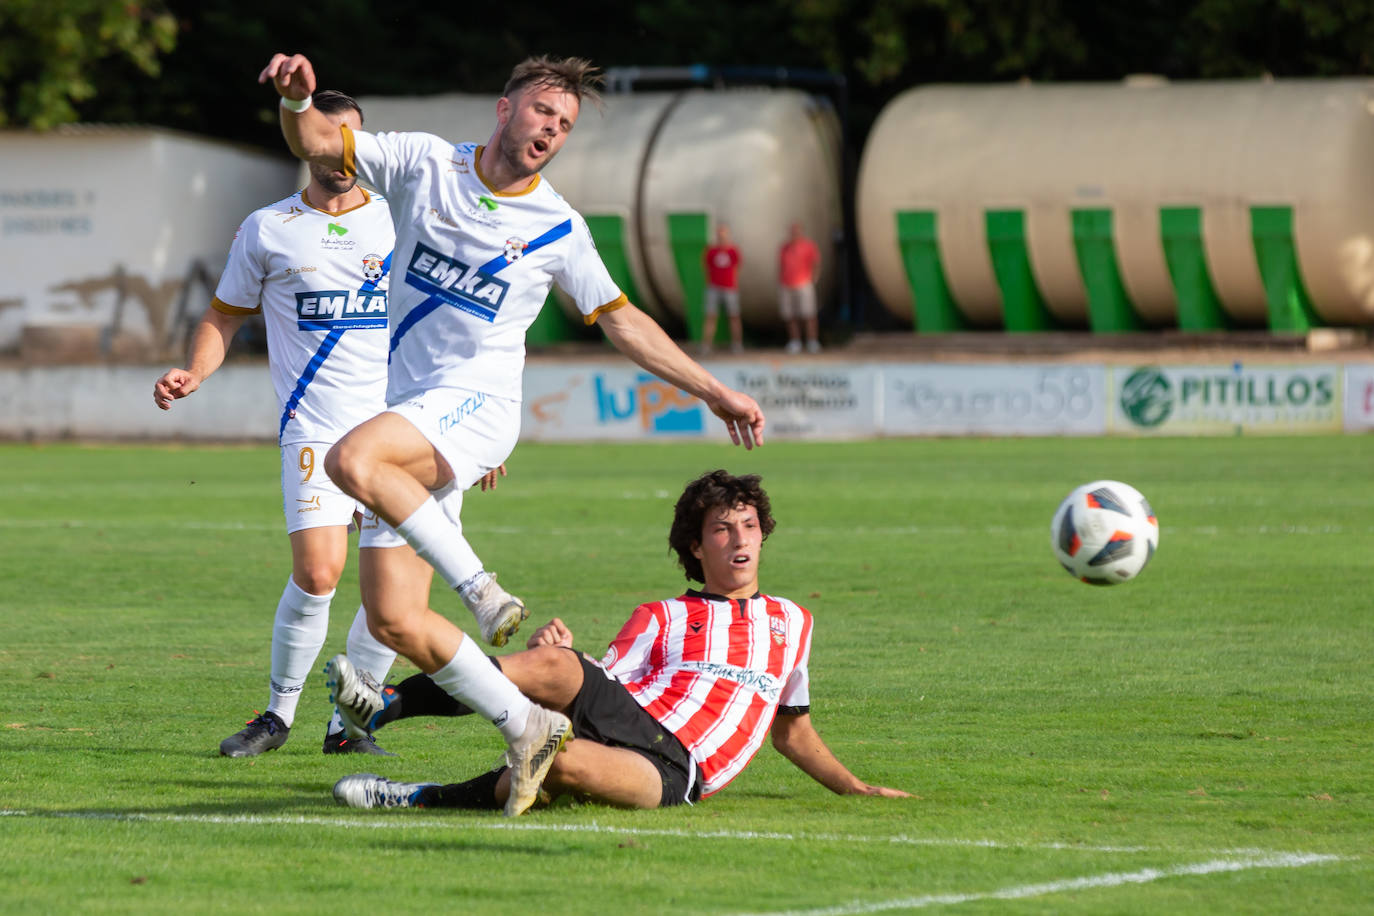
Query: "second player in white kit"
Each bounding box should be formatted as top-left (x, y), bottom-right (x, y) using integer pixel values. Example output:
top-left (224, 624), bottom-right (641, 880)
top-left (154, 90), bottom-right (401, 758)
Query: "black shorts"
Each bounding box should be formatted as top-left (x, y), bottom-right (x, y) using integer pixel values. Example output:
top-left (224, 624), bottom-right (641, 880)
top-left (563, 649), bottom-right (701, 807)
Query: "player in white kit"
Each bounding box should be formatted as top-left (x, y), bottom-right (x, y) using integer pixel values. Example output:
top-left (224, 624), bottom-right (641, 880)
top-left (258, 52), bottom-right (766, 814)
top-left (154, 90), bottom-right (402, 757)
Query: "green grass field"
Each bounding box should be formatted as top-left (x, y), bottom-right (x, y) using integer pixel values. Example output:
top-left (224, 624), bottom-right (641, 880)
top-left (2, 437), bottom-right (1370, 913)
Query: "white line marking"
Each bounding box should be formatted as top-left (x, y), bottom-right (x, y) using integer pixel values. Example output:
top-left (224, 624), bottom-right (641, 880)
top-left (734, 853), bottom-right (1344, 915)
top-left (0, 809), bottom-right (1140, 850)
top-left (0, 809), bottom-right (1338, 862)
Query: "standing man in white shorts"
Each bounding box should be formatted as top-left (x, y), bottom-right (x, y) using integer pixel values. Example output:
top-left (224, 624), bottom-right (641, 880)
top-left (258, 51), bottom-right (767, 815)
top-left (154, 90), bottom-right (402, 758)
top-left (701, 222), bottom-right (743, 354)
top-left (779, 220), bottom-right (821, 354)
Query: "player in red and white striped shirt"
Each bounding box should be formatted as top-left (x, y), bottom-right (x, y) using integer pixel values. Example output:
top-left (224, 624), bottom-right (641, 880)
top-left (598, 586), bottom-right (814, 796)
top-left (330, 470), bottom-right (910, 809)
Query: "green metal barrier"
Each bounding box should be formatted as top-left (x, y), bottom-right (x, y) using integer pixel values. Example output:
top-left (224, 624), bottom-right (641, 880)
top-left (666, 212), bottom-right (710, 342)
top-left (985, 209), bottom-right (1056, 331)
top-left (1159, 206), bottom-right (1230, 331)
top-left (895, 210), bottom-right (964, 332)
top-left (1071, 208), bottom-right (1144, 332)
top-left (1250, 205), bottom-right (1323, 332)
top-left (526, 289), bottom-right (582, 346)
top-left (584, 214), bottom-right (647, 307)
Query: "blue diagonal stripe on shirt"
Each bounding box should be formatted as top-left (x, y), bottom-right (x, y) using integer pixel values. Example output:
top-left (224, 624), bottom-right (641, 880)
top-left (389, 219), bottom-right (573, 354)
top-left (279, 251), bottom-right (392, 442)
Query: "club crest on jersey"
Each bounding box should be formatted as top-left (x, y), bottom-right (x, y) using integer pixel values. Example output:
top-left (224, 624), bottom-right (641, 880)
top-left (503, 238), bottom-right (528, 263)
top-left (362, 253), bottom-right (384, 284)
top-left (404, 242), bottom-right (510, 323)
top-left (294, 288), bottom-right (389, 330)
top-left (769, 616), bottom-right (787, 646)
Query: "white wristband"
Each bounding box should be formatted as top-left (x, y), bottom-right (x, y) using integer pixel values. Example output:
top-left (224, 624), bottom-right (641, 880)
top-left (279, 95), bottom-right (312, 113)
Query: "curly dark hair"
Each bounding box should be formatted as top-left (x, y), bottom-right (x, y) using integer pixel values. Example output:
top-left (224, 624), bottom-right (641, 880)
top-left (668, 470), bottom-right (775, 583)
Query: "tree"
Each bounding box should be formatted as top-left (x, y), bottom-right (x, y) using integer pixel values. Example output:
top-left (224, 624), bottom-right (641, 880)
top-left (0, 0), bottom-right (176, 130)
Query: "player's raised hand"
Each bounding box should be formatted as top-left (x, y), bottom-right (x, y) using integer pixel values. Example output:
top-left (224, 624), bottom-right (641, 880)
top-left (707, 388), bottom-right (766, 449)
top-left (153, 368), bottom-right (199, 410)
top-left (258, 53), bottom-right (316, 100)
top-left (526, 618), bottom-right (574, 649)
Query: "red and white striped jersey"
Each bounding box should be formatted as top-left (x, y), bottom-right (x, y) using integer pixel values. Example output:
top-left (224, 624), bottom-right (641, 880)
top-left (597, 590), bottom-right (813, 797)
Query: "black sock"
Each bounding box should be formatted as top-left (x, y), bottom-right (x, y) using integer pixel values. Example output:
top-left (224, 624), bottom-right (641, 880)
top-left (390, 656), bottom-right (504, 722)
top-left (416, 767), bottom-right (506, 809)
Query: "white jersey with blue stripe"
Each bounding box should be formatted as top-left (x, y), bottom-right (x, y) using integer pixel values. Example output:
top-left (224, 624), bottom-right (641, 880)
top-left (212, 188), bottom-right (393, 446)
top-left (343, 128), bottom-right (626, 405)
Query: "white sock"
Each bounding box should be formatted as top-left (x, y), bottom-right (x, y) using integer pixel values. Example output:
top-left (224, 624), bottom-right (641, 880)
top-left (267, 578), bottom-right (333, 727)
top-left (457, 570), bottom-right (492, 601)
top-left (434, 480), bottom-right (464, 525)
top-left (395, 496), bottom-right (483, 590)
top-left (428, 635), bottom-right (530, 742)
top-left (345, 604), bottom-right (397, 686)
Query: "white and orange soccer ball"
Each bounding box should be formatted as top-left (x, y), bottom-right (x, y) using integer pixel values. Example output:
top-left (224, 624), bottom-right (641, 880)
top-left (1050, 480), bottom-right (1159, 585)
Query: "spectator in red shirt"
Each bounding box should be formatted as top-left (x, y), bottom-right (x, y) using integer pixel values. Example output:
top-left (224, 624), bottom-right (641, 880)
top-left (779, 221), bottom-right (821, 354)
top-left (702, 223), bottom-right (744, 354)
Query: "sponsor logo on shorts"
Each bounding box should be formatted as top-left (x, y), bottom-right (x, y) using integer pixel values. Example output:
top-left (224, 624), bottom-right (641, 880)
top-left (296, 495), bottom-right (322, 513)
top-left (437, 392), bottom-right (487, 435)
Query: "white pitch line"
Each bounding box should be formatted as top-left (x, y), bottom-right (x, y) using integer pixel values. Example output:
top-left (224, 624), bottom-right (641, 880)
top-left (0, 809), bottom-right (1333, 861)
top-left (0, 809), bottom-right (1139, 850)
top-left (734, 852), bottom-right (1345, 916)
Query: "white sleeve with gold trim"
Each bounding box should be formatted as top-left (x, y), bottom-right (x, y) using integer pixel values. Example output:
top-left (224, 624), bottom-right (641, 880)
top-left (553, 209), bottom-right (625, 321)
top-left (213, 207), bottom-right (269, 312)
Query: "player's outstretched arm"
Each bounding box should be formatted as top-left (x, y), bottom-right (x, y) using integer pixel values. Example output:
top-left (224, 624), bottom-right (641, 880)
top-left (771, 712), bottom-right (912, 798)
top-left (152, 308), bottom-right (245, 410)
top-left (257, 52), bottom-right (344, 168)
top-left (596, 303), bottom-right (765, 448)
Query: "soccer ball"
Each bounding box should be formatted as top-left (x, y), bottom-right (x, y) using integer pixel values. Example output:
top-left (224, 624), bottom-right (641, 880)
top-left (1050, 480), bottom-right (1158, 585)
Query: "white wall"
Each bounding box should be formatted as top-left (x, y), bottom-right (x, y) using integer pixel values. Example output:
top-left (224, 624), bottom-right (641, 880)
top-left (1, 127), bottom-right (296, 355)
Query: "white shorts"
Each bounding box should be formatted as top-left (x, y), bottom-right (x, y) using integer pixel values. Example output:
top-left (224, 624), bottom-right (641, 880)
top-left (386, 386), bottom-right (520, 491)
top-left (704, 286), bottom-right (740, 317)
top-left (280, 441), bottom-right (404, 548)
top-left (779, 283), bottom-right (817, 320)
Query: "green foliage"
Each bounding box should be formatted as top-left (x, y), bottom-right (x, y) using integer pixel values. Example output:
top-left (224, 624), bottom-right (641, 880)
top-left (6, 1), bottom-right (1374, 145)
top-left (3, 0), bottom-right (1365, 152)
top-left (1, 438), bottom-right (1372, 912)
top-left (0, 0), bottom-right (176, 129)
